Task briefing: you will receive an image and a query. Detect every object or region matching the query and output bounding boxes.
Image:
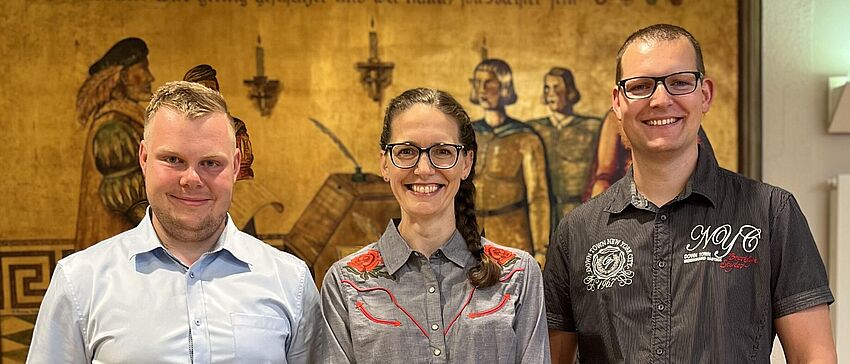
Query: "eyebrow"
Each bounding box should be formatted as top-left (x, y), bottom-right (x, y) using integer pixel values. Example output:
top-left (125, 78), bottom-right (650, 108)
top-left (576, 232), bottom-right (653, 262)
top-left (154, 148), bottom-right (227, 160)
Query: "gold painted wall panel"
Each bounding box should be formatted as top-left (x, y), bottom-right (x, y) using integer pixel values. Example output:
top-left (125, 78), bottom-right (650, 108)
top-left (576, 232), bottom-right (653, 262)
top-left (0, 0), bottom-right (738, 359)
top-left (1, 0), bottom-right (738, 239)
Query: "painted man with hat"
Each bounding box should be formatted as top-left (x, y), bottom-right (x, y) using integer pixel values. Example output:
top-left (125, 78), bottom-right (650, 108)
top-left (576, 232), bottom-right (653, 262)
top-left (74, 37), bottom-right (155, 250)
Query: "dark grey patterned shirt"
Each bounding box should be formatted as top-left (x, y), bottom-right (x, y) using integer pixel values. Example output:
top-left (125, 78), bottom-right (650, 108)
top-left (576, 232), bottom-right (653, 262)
top-left (322, 220), bottom-right (550, 363)
top-left (544, 145), bottom-right (834, 363)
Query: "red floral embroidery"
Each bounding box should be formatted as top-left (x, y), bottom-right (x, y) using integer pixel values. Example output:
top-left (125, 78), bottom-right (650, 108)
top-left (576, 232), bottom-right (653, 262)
top-left (344, 250), bottom-right (391, 281)
top-left (484, 245), bottom-right (518, 267)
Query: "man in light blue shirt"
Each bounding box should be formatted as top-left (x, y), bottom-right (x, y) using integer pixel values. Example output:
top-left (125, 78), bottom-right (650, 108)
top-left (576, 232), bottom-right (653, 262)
top-left (28, 81), bottom-right (321, 363)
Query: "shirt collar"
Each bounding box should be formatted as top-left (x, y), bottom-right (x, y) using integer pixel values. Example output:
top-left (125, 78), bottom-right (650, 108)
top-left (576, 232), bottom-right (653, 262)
top-left (127, 208), bottom-right (253, 266)
top-left (605, 143), bottom-right (718, 214)
top-left (377, 219), bottom-right (472, 275)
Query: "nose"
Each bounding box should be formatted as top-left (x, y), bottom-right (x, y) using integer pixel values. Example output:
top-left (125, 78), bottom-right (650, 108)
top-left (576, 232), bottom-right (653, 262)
top-left (413, 153), bottom-right (435, 176)
top-left (649, 81), bottom-right (674, 108)
top-left (180, 166), bottom-right (204, 188)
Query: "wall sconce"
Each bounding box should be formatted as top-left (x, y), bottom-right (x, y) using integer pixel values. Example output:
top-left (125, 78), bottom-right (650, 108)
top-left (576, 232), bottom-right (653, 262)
top-left (244, 36), bottom-right (282, 117)
top-left (828, 75), bottom-right (850, 133)
top-left (356, 19), bottom-right (394, 103)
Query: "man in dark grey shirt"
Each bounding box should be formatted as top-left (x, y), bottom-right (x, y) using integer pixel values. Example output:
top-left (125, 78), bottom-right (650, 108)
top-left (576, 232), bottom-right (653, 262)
top-left (544, 24), bottom-right (836, 363)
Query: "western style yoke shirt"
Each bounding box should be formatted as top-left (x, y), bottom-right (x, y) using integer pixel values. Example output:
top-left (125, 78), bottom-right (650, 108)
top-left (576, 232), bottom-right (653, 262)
top-left (544, 145), bottom-right (834, 363)
top-left (321, 220), bottom-right (550, 363)
top-left (28, 210), bottom-right (322, 364)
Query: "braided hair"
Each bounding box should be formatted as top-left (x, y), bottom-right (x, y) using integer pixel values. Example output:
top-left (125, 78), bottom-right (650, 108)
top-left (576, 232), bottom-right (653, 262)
top-left (381, 88), bottom-right (501, 288)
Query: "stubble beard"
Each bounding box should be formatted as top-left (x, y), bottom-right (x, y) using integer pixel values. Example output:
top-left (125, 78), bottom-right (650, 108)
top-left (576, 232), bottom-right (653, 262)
top-left (151, 205), bottom-right (226, 244)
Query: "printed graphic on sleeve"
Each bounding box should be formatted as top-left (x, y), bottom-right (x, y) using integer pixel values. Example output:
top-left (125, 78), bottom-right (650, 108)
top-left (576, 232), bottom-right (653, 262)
top-left (583, 239), bottom-right (634, 291)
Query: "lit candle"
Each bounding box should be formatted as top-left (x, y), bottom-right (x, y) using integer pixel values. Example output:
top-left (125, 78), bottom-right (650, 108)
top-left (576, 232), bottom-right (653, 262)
top-left (369, 31), bottom-right (378, 60)
top-left (256, 37), bottom-right (265, 77)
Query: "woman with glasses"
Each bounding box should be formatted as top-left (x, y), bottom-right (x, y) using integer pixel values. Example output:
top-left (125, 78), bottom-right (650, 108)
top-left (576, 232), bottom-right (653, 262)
top-left (320, 88), bottom-right (549, 363)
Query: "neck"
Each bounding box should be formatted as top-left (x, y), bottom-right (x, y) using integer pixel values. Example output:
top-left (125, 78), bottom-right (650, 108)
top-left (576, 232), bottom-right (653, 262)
top-left (483, 108), bottom-right (506, 127)
top-left (631, 145), bottom-right (699, 207)
top-left (549, 109), bottom-right (574, 128)
top-left (152, 216), bottom-right (225, 266)
top-left (398, 210), bottom-right (457, 257)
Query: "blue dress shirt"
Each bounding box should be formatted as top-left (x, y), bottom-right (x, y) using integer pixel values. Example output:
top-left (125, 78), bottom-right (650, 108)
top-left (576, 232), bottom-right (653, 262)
top-left (27, 210), bottom-right (322, 363)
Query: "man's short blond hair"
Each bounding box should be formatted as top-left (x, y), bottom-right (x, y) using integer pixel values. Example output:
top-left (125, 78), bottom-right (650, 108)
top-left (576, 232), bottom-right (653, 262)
top-left (143, 81), bottom-right (235, 145)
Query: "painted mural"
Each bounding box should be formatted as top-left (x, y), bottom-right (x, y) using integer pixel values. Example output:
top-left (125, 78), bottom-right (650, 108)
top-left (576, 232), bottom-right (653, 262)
top-left (0, 0), bottom-right (739, 359)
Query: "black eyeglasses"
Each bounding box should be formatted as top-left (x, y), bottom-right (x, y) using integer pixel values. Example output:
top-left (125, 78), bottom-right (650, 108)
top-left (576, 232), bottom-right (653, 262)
top-left (617, 71), bottom-right (703, 100)
top-left (383, 142), bottom-right (465, 169)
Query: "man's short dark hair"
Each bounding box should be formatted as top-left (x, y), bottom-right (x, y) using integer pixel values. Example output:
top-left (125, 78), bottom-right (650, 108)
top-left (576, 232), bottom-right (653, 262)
top-left (615, 24), bottom-right (705, 82)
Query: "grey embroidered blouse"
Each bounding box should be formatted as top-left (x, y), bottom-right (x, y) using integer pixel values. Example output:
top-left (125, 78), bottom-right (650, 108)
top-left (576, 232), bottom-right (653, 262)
top-left (321, 220), bottom-right (550, 363)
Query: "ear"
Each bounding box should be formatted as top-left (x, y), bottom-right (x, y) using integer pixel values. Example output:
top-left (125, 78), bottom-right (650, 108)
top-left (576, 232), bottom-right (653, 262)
top-left (700, 77), bottom-right (715, 113)
top-left (568, 89), bottom-right (580, 104)
top-left (138, 140), bottom-right (148, 175)
top-left (380, 152), bottom-right (390, 181)
top-left (611, 86), bottom-right (624, 120)
top-left (232, 148), bottom-right (242, 182)
top-left (461, 150), bottom-right (474, 180)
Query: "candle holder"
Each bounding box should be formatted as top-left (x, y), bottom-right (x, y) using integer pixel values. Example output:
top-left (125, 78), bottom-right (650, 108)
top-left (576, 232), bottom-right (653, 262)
top-left (356, 19), bottom-right (394, 103)
top-left (244, 36), bottom-right (282, 117)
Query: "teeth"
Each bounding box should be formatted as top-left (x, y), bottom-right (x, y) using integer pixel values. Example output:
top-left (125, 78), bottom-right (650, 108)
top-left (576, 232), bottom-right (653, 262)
top-left (412, 184), bottom-right (439, 194)
top-left (645, 118), bottom-right (678, 126)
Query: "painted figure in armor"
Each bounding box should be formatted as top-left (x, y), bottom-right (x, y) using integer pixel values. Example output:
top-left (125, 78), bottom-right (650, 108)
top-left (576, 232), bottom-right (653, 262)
top-left (75, 38), bottom-right (154, 250)
top-left (469, 59), bottom-right (550, 265)
top-left (527, 67), bottom-right (603, 224)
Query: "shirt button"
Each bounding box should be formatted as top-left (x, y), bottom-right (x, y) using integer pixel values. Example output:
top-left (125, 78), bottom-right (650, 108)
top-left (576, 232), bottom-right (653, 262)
top-left (431, 324), bottom-right (439, 331)
top-left (656, 348), bottom-right (663, 355)
top-left (428, 286), bottom-right (436, 294)
top-left (194, 319), bottom-right (201, 326)
top-left (189, 272), bottom-right (195, 279)
top-left (660, 214), bottom-right (667, 221)
top-left (433, 348), bottom-right (442, 356)
top-left (658, 261), bottom-right (666, 268)
top-left (657, 304), bottom-right (665, 311)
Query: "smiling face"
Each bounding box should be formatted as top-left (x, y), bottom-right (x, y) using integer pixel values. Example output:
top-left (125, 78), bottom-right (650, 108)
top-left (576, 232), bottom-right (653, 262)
top-left (611, 37), bottom-right (713, 158)
top-left (139, 107), bottom-right (240, 244)
top-left (381, 104), bottom-right (474, 222)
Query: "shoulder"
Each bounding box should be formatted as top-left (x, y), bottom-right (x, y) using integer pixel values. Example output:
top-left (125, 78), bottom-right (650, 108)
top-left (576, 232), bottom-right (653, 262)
top-left (526, 117), bottom-right (550, 127)
top-left (714, 167), bottom-right (795, 210)
top-left (573, 113), bottom-right (603, 123)
top-left (62, 228), bottom-right (139, 269)
top-left (234, 231), bottom-right (312, 278)
top-left (572, 114), bottom-right (604, 130)
top-left (93, 117), bottom-right (142, 141)
top-left (500, 118), bottom-right (536, 134)
top-left (481, 239), bottom-right (539, 276)
top-left (567, 183), bottom-right (617, 222)
top-left (327, 242), bottom-right (389, 282)
top-left (471, 119), bottom-right (491, 133)
top-left (54, 227), bottom-right (142, 294)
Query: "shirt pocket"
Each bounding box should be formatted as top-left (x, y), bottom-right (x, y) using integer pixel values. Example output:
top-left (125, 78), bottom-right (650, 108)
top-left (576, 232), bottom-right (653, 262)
top-left (231, 313), bottom-right (291, 363)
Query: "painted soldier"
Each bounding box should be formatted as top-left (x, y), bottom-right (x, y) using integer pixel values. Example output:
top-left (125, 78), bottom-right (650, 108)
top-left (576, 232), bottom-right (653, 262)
top-left (527, 67), bottom-right (603, 223)
top-left (469, 59), bottom-right (551, 264)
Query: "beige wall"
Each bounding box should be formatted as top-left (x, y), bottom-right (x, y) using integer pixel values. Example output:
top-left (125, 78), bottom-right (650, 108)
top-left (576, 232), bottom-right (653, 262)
top-left (762, 0), bottom-right (850, 361)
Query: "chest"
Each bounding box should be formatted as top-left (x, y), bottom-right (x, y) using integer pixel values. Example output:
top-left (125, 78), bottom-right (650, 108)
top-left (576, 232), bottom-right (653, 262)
top-left (570, 206), bottom-right (772, 304)
top-left (84, 264), bottom-right (293, 363)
